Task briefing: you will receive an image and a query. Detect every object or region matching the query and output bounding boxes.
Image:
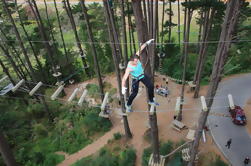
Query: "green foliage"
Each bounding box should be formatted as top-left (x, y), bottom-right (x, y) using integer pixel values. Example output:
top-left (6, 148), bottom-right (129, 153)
top-left (118, 148), bottom-right (136, 166)
top-left (43, 153), bottom-right (65, 166)
top-left (86, 83), bottom-right (100, 98)
top-left (160, 141), bottom-right (173, 156)
top-left (76, 3), bottom-right (114, 75)
top-left (72, 147), bottom-right (136, 166)
top-left (33, 123), bottom-right (48, 138)
top-left (82, 108), bottom-right (112, 135)
top-left (113, 132), bottom-right (122, 140)
top-left (0, 97), bottom-right (112, 166)
top-left (142, 147), bottom-right (152, 166)
top-left (166, 152), bottom-right (182, 166)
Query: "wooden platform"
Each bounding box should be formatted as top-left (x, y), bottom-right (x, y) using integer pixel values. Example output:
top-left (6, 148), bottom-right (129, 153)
top-left (148, 154), bottom-right (165, 166)
top-left (171, 120), bottom-right (187, 132)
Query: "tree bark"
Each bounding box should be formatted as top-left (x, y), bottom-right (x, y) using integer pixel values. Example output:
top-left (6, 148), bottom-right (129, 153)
top-left (0, 27), bottom-right (31, 79)
top-left (132, 0), bottom-right (160, 163)
top-left (2, 0), bottom-right (36, 81)
top-left (168, 0), bottom-right (172, 43)
top-left (177, 0), bottom-right (181, 46)
top-left (28, 0), bottom-right (57, 73)
top-left (53, 0), bottom-right (69, 61)
top-left (0, 131), bottom-right (17, 166)
top-left (0, 44), bottom-right (24, 80)
top-left (43, 0), bottom-right (56, 44)
top-left (126, 0), bottom-right (134, 55)
top-left (188, 1), bottom-right (241, 165)
top-left (103, 0), bottom-right (132, 139)
top-left (193, 8), bottom-right (215, 98)
top-left (161, 0), bottom-right (165, 44)
top-left (178, 4), bottom-right (193, 121)
top-left (120, 0), bottom-right (130, 98)
top-left (63, 0), bottom-right (90, 76)
top-left (14, 0), bottom-right (45, 81)
top-left (0, 58), bottom-right (15, 85)
top-left (80, 0), bottom-right (104, 101)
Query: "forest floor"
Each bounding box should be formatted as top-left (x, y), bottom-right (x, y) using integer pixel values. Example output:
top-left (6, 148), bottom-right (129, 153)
top-left (56, 73), bottom-right (234, 166)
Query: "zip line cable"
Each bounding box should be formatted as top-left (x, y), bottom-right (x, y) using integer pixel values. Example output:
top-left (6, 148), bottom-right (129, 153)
top-left (1, 39), bottom-right (251, 45)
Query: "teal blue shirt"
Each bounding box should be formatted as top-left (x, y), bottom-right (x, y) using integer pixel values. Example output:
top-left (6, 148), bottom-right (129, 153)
top-left (127, 61), bottom-right (144, 79)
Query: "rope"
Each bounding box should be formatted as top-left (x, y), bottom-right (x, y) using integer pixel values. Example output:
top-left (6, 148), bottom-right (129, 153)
top-left (1, 39), bottom-right (251, 45)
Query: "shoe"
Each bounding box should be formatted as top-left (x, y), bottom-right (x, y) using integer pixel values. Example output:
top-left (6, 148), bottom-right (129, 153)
top-left (126, 105), bottom-right (133, 113)
top-left (148, 101), bottom-right (159, 106)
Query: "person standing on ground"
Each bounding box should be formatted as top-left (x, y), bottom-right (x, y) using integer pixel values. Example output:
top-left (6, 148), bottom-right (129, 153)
top-left (225, 138), bottom-right (232, 149)
top-left (121, 39), bottom-right (158, 112)
top-left (244, 157), bottom-right (250, 165)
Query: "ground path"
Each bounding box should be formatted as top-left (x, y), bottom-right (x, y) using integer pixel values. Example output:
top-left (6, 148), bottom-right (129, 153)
top-left (208, 73), bottom-right (251, 166)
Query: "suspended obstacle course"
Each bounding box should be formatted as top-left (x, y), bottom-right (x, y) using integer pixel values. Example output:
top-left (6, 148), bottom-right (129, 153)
top-left (68, 88), bottom-right (79, 102)
top-left (99, 92), bottom-right (110, 118)
top-left (29, 82), bottom-right (43, 96)
top-left (11, 79), bottom-right (25, 92)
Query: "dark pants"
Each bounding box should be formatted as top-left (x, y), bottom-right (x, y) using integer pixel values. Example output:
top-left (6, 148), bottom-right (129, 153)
top-left (127, 75), bottom-right (154, 106)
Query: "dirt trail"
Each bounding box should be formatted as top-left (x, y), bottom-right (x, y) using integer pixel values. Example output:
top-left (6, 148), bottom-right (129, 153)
top-left (57, 74), bottom-right (226, 166)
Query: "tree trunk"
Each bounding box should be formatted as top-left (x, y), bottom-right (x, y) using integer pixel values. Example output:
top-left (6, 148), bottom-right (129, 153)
top-left (188, 1), bottom-right (241, 165)
top-left (0, 58), bottom-right (15, 85)
top-left (106, 1), bottom-right (123, 63)
top-left (28, 0), bottom-right (57, 74)
top-left (120, 0), bottom-right (130, 98)
top-left (132, 0), bottom-right (160, 163)
top-left (126, 0), bottom-right (133, 55)
top-left (2, 0), bottom-right (36, 81)
top-left (177, 6), bottom-right (193, 121)
top-left (129, 16), bottom-right (136, 53)
top-left (177, 0), bottom-right (181, 46)
top-left (63, 0), bottom-right (90, 76)
top-left (196, 10), bottom-right (204, 55)
top-left (179, 0), bottom-right (187, 64)
top-left (103, 0), bottom-right (132, 139)
top-left (142, 0), bottom-right (148, 32)
top-left (0, 44), bottom-right (24, 80)
top-left (168, 0), bottom-right (172, 43)
top-left (0, 27), bottom-right (31, 79)
top-left (193, 9), bottom-right (215, 98)
top-left (0, 131), bottom-right (17, 166)
top-left (43, 0), bottom-right (57, 51)
top-left (80, 0), bottom-right (104, 100)
top-left (14, 0), bottom-right (45, 81)
top-left (53, 0), bottom-right (69, 61)
top-left (161, 0), bottom-right (165, 44)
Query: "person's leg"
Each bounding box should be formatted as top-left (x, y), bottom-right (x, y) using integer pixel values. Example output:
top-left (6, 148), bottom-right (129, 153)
top-left (127, 79), bottom-right (139, 106)
top-left (140, 75), bottom-right (154, 102)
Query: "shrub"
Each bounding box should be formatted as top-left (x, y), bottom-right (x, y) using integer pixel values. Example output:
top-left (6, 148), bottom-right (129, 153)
top-left (82, 109), bottom-right (112, 135)
top-left (33, 123), bottom-right (48, 138)
top-left (119, 148), bottom-right (136, 166)
top-left (113, 132), bottom-right (122, 140)
top-left (86, 83), bottom-right (100, 98)
top-left (142, 147), bottom-right (152, 166)
top-left (212, 157), bottom-right (228, 166)
top-left (43, 153), bottom-right (65, 166)
top-left (160, 141), bottom-right (173, 156)
top-left (166, 152), bottom-right (182, 166)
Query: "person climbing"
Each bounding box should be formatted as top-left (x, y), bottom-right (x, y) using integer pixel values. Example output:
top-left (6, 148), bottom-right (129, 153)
top-left (244, 157), bottom-right (250, 165)
top-left (121, 39), bottom-right (158, 112)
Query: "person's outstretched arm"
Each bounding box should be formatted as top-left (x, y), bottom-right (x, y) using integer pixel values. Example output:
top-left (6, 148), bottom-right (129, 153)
top-left (121, 67), bottom-right (132, 94)
top-left (135, 39), bottom-right (155, 56)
